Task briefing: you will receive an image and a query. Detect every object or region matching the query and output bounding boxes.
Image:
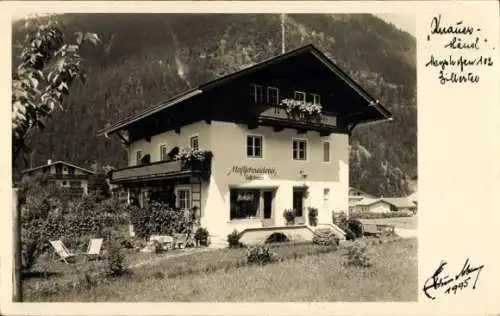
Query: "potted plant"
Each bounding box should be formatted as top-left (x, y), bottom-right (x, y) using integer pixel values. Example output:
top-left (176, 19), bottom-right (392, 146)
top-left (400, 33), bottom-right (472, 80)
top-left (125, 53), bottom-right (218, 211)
top-left (283, 208), bottom-right (296, 226)
top-left (175, 148), bottom-right (213, 170)
top-left (281, 98), bottom-right (322, 121)
top-left (308, 207), bottom-right (318, 226)
top-left (194, 227), bottom-right (210, 247)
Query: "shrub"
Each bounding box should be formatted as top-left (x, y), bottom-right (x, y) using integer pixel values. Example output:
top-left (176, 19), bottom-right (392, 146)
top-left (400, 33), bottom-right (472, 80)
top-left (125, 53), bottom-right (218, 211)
top-left (347, 218), bottom-right (364, 238)
top-left (332, 211), bottom-right (357, 241)
top-left (307, 207), bottom-right (318, 226)
top-left (312, 229), bottom-right (340, 250)
top-left (129, 201), bottom-right (195, 240)
top-left (106, 240), bottom-right (127, 276)
top-left (246, 246), bottom-right (277, 265)
top-left (344, 241), bottom-right (374, 268)
top-left (194, 227), bottom-right (210, 246)
top-left (227, 229), bottom-right (243, 248)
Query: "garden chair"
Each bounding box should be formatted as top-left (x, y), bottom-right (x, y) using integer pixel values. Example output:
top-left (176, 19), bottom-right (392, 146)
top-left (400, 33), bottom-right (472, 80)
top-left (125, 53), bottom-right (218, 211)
top-left (172, 233), bottom-right (191, 249)
top-left (49, 240), bottom-right (76, 264)
top-left (82, 238), bottom-right (103, 260)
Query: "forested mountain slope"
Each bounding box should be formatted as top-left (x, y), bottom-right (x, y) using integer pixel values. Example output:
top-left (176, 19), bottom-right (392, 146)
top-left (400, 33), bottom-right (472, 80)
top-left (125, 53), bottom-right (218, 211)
top-left (12, 13), bottom-right (417, 196)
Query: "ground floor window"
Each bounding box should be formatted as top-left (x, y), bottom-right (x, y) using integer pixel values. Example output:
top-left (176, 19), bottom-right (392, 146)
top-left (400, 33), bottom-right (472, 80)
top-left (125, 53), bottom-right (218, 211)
top-left (230, 189), bottom-right (262, 220)
top-left (176, 188), bottom-right (191, 210)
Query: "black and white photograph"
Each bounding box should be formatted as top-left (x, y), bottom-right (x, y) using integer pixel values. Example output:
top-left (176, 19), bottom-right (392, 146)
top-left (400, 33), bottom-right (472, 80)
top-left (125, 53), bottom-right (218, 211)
top-left (10, 11), bottom-right (418, 302)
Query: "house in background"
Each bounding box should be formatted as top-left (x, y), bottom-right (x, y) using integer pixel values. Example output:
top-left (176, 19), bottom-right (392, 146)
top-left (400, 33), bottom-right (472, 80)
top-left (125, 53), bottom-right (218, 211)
top-left (350, 198), bottom-right (396, 214)
top-left (98, 44), bottom-right (392, 244)
top-left (348, 186), bottom-right (376, 206)
top-left (21, 159), bottom-right (95, 199)
top-left (383, 197), bottom-right (417, 214)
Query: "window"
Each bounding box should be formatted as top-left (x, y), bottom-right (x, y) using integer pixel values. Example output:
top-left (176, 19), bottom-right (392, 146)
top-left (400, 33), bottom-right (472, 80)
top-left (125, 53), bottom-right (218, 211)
top-left (230, 189), bottom-right (261, 220)
top-left (160, 144), bottom-right (168, 161)
top-left (322, 141), bottom-right (330, 162)
top-left (267, 87), bottom-right (279, 105)
top-left (68, 167), bottom-right (75, 175)
top-left (292, 139), bottom-right (307, 160)
top-left (294, 91), bottom-right (306, 103)
top-left (247, 135), bottom-right (263, 158)
top-left (177, 188), bottom-right (191, 210)
top-left (135, 150), bottom-right (142, 165)
top-left (249, 84), bottom-right (264, 103)
top-left (55, 165), bottom-right (62, 175)
top-left (190, 135), bottom-right (199, 151)
top-left (62, 181), bottom-right (67, 186)
top-left (311, 93), bottom-right (321, 105)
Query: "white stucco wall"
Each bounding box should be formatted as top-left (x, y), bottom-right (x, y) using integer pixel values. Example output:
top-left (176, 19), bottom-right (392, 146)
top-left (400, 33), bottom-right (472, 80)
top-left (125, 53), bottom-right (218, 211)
top-left (125, 121), bottom-right (349, 239)
top-left (203, 122), bottom-right (349, 238)
top-left (128, 121), bottom-right (212, 165)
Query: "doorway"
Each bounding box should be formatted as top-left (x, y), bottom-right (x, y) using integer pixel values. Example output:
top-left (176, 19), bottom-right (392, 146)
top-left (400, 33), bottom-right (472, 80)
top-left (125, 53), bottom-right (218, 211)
top-left (262, 190), bottom-right (274, 227)
top-left (293, 187), bottom-right (306, 224)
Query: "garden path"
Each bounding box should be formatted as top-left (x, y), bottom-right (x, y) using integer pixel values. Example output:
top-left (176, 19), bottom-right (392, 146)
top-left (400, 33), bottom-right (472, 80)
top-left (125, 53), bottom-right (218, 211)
top-left (130, 247), bottom-right (215, 268)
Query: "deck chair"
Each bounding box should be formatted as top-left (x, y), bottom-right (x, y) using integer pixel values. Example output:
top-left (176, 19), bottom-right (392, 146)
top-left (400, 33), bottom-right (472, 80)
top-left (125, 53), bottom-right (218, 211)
top-left (49, 240), bottom-right (76, 264)
top-left (82, 238), bottom-right (103, 260)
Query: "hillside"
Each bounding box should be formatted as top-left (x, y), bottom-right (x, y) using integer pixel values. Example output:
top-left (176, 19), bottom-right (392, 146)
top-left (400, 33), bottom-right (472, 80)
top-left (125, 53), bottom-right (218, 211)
top-left (12, 13), bottom-right (417, 196)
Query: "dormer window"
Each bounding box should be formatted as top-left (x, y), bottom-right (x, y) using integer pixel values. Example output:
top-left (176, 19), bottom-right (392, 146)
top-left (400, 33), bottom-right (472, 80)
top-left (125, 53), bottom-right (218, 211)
top-left (267, 87), bottom-right (279, 105)
top-left (294, 91), bottom-right (306, 103)
top-left (249, 84), bottom-right (264, 103)
top-left (311, 93), bottom-right (321, 105)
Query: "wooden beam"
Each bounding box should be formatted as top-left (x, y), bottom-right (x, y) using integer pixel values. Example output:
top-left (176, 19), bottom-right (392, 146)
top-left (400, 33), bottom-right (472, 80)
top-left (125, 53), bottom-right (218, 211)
top-left (273, 126), bottom-right (284, 132)
top-left (145, 136), bottom-right (151, 143)
top-left (175, 127), bottom-right (181, 134)
top-left (205, 119), bottom-right (212, 125)
top-left (296, 128), bottom-right (307, 134)
top-left (319, 130), bottom-right (331, 137)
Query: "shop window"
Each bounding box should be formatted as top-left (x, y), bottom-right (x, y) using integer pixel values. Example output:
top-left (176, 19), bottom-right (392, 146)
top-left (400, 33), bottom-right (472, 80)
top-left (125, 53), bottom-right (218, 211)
top-left (230, 189), bottom-right (261, 220)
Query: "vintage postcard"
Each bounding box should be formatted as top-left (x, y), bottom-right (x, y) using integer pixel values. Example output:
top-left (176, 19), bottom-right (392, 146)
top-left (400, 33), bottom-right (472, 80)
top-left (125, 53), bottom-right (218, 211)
top-left (0, 1), bottom-right (499, 315)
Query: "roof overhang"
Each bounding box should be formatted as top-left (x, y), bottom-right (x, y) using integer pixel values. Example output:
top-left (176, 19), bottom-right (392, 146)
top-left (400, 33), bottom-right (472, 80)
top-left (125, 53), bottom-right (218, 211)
top-left (97, 44), bottom-right (393, 137)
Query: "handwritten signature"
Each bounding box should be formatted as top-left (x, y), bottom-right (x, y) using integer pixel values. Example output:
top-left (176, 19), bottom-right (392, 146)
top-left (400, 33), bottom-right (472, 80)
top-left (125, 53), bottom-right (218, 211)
top-left (423, 258), bottom-right (485, 300)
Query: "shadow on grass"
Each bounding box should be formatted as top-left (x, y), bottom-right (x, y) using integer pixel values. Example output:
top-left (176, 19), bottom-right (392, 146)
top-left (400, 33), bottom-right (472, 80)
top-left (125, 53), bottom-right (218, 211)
top-left (22, 271), bottom-right (62, 280)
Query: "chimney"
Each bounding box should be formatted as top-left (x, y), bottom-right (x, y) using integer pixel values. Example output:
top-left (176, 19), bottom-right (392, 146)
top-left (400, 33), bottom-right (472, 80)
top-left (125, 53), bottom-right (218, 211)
top-left (47, 159), bottom-right (52, 165)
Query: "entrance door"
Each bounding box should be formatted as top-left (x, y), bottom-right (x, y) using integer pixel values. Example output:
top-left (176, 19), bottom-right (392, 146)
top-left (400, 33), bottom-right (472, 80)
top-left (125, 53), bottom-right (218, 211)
top-left (293, 188), bottom-right (306, 224)
top-left (262, 190), bottom-right (274, 227)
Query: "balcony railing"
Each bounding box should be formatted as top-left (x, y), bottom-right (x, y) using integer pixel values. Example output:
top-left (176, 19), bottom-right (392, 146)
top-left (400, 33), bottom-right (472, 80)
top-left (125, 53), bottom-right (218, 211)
top-left (252, 104), bottom-right (337, 129)
top-left (111, 157), bottom-right (212, 183)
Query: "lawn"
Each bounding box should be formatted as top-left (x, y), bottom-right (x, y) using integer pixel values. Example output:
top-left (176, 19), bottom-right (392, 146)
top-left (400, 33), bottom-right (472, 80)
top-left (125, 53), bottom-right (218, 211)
top-left (358, 215), bottom-right (418, 230)
top-left (24, 237), bottom-right (417, 302)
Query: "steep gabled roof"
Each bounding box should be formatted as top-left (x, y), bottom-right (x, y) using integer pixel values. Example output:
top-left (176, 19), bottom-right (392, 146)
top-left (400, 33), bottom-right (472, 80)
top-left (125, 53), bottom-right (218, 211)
top-left (98, 44), bottom-right (392, 137)
top-left (21, 160), bottom-right (95, 175)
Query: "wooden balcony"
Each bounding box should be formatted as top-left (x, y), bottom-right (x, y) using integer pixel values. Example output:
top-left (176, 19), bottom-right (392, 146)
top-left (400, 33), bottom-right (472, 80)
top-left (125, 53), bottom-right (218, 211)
top-left (250, 104), bottom-right (337, 134)
top-left (111, 158), bottom-right (212, 184)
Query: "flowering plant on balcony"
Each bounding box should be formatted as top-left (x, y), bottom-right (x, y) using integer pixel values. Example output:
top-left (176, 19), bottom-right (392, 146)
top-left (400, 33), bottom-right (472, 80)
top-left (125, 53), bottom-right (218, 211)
top-left (175, 148), bottom-right (213, 169)
top-left (280, 98), bottom-right (322, 121)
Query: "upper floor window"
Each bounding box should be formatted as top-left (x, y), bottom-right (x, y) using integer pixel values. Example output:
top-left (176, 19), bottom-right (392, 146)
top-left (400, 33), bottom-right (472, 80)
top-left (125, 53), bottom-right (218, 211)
top-left (190, 135), bottom-right (199, 151)
top-left (247, 135), bottom-right (263, 158)
top-left (267, 87), bottom-right (279, 105)
top-left (311, 93), bottom-right (321, 105)
top-left (293, 139), bottom-right (307, 161)
top-left (249, 84), bottom-right (264, 104)
top-left (68, 167), bottom-right (75, 175)
top-left (294, 91), bottom-right (306, 103)
top-left (160, 144), bottom-right (168, 161)
top-left (176, 188), bottom-right (191, 210)
top-left (135, 150), bottom-right (142, 165)
top-left (322, 141), bottom-right (330, 162)
top-left (55, 165), bottom-right (62, 175)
